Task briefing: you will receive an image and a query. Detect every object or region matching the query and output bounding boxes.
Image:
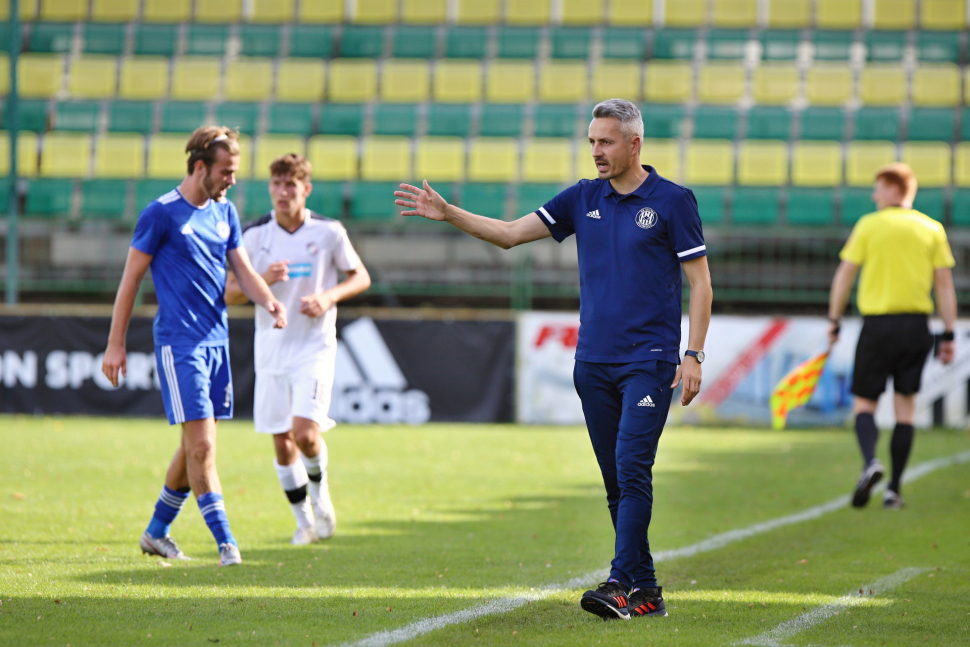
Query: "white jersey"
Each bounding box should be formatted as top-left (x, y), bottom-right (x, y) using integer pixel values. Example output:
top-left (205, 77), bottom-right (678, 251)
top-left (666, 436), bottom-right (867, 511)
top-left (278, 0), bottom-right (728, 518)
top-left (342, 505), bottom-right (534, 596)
top-left (242, 210), bottom-right (361, 376)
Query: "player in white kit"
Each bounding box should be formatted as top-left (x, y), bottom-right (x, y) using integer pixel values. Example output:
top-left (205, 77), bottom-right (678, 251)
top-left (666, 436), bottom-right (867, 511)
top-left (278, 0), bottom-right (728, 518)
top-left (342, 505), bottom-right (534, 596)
top-left (225, 154), bottom-right (371, 544)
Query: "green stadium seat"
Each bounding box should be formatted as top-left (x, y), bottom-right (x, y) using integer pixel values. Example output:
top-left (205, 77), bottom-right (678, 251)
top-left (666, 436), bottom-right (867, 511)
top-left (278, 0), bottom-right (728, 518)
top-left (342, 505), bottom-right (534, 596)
top-left (305, 181), bottom-right (344, 218)
top-left (393, 26), bottom-right (438, 58)
top-left (692, 186), bottom-right (727, 224)
top-left (551, 28), bottom-right (592, 59)
top-left (373, 104), bottom-right (418, 136)
top-left (865, 31), bottom-right (906, 62)
top-left (515, 184), bottom-right (561, 214)
top-left (25, 178), bottom-right (73, 218)
top-left (962, 108), bottom-right (970, 142)
top-left (215, 103), bottom-right (260, 135)
top-left (83, 23), bottom-right (126, 56)
top-left (800, 107), bottom-right (845, 140)
top-left (0, 25), bottom-right (9, 53)
top-left (841, 187), bottom-right (875, 225)
top-left (243, 181), bottom-right (272, 217)
top-left (134, 24), bottom-right (178, 57)
top-left (290, 26), bottom-right (335, 58)
top-left (340, 26), bottom-right (385, 58)
top-left (53, 101), bottom-right (102, 132)
top-left (0, 181), bottom-right (8, 212)
top-left (108, 101), bottom-right (154, 133)
top-left (134, 179), bottom-right (177, 210)
top-left (641, 104), bottom-right (685, 138)
top-left (460, 183), bottom-right (507, 218)
top-left (351, 182), bottom-right (401, 220)
top-left (746, 107), bottom-right (791, 140)
top-left (707, 30), bottom-right (748, 60)
top-left (786, 188), bottom-right (836, 225)
top-left (81, 179), bottom-right (128, 220)
top-left (602, 28), bottom-right (646, 59)
top-left (951, 189), bottom-right (970, 226)
top-left (240, 25), bottom-right (282, 57)
top-left (760, 30), bottom-right (800, 61)
top-left (160, 102), bottom-right (207, 133)
top-left (907, 108), bottom-right (956, 142)
top-left (497, 27), bottom-right (540, 59)
top-left (652, 30), bottom-right (697, 59)
top-left (480, 104), bottom-right (524, 137)
top-left (427, 104), bottom-right (472, 137)
top-left (320, 104), bottom-right (364, 136)
top-left (15, 100), bottom-right (51, 132)
top-left (267, 103), bottom-right (315, 136)
top-left (813, 31), bottom-right (854, 61)
top-left (693, 106), bottom-right (739, 139)
top-left (917, 32), bottom-right (962, 64)
top-left (533, 104), bottom-right (578, 138)
top-left (732, 188), bottom-right (780, 225)
top-left (913, 188), bottom-right (946, 223)
top-left (185, 25), bottom-right (229, 57)
top-left (853, 108), bottom-right (901, 141)
top-left (28, 23), bottom-right (73, 53)
top-left (444, 27), bottom-right (488, 58)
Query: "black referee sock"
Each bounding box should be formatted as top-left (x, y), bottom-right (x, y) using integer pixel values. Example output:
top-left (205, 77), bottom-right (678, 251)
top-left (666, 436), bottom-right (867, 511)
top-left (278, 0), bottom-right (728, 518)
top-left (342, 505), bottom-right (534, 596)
top-left (889, 423), bottom-right (914, 493)
top-left (854, 413), bottom-right (879, 467)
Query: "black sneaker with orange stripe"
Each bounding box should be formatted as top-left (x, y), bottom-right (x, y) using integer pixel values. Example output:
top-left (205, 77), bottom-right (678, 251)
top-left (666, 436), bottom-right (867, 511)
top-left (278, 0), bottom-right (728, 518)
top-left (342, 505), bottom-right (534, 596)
top-left (628, 586), bottom-right (668, 617)
top-left (580, 580), bottom-right (630, 620)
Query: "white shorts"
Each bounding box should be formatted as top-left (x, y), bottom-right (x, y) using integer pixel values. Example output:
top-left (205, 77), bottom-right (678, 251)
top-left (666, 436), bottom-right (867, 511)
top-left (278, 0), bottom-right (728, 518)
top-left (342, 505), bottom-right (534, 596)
top-left (254, 372), bottom-right (336, 435)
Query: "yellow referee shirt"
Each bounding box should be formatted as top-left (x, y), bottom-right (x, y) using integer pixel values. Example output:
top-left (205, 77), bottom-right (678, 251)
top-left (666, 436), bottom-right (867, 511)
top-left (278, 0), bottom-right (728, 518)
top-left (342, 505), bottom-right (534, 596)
top-left (840, 207), bottom-right (955, 316)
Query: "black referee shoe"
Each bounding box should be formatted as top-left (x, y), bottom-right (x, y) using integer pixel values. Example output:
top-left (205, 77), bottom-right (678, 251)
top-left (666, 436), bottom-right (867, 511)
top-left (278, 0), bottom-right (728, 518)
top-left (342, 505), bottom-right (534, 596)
top-left (628, 586), bottom-right (668, 617)
top-left (851, 459), bottom-right (885, 508)
top-left (580, 581), bottom-right (630, 620)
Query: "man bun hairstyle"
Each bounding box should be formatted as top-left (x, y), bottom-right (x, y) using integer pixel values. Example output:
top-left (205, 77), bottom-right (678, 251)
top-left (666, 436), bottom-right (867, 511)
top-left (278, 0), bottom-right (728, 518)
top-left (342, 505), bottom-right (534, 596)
top-left (875, 162), bottom-right (918, 205)
top-left (592, 99), bottom-right (644, 141)
top-left (269, 153), bottom-right (313, 183)
top-left (185, 126), bottom-right (241, 175)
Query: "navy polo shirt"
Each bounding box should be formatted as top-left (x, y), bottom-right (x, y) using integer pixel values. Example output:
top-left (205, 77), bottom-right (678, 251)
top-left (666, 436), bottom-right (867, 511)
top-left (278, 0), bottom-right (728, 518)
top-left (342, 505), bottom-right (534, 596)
top-left (536, 166), bottom-right (706, 365)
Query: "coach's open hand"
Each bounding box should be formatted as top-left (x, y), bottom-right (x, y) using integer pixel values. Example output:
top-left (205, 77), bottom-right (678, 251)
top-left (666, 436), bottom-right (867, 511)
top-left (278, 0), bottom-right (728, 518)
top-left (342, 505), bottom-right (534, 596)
top-left (395, 180), bottom-right (449, 221)
top-left (299, 292), bottom-right (333, 318)
top-left (672, 357), bottom-right (702, 406)
top-left (265, 299), bottom-right (287, 329)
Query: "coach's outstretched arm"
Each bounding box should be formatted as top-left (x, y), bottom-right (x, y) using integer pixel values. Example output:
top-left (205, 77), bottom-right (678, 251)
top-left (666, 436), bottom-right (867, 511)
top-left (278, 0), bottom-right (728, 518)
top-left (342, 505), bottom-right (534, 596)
top-left (395, 180), bottom-right (551, 249)
top-left (102, 247), bottom-right (154, 387)
top-left (672, 256), bottom-right (713, 407)
top-left (226, 246), bottom-right (288, 329)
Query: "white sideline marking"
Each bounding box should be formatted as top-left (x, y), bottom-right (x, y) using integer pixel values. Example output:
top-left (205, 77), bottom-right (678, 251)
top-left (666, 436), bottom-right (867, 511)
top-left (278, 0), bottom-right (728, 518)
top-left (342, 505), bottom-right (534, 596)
top-left (735, 567), bottom-right (928, 646)
top-left (338, 450), bottom-right (970, 647)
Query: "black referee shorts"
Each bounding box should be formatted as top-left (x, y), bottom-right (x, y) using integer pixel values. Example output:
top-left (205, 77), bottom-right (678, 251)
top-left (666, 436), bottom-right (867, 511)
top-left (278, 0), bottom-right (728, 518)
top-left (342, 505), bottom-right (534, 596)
top-left (851, 314), bottom-right (934, 401)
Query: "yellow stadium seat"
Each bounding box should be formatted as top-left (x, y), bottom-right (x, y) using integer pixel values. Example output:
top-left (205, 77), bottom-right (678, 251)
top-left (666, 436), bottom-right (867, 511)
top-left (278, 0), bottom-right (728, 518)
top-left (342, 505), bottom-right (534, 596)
top-left (41, 133), bottom-right (92, 178)
top-left (0, 132), bottom-right (41, 177)
top-left (328, 59), bottom-right (378, 103)
top-left (195, 0), bottom-right (242, 22)
top-left (307, 136), bottom-right (359, 180)
top-left (0, 0), bottom-right (40, 19)
top-left (361, 137), bottom-right (412, 181)
top-left (563, 0), bottom-right (605, 24)
top-left (0, 56), bottom-right (8, 95)
top-left (608, 0), bottom-right (652, 25)
top-left (954, 143), bottom-right (970, 187)
top-left (539, 62), bottom-right (588, 103)
top-left (643, 139), bottom-right (681, 182)
top-left (921, 0), bottom-right (966, 29)
top-left (643, 62), bottom-right (693, 103)
top-left (873, 0), bottom-right (916, 30)
top-left (433, 60), bottom-right (483, 103)
top-left (142, 0), bottom-right (191, 22)
top-left (41, 0), bottom-right (87, 20)
top-left (68, 57), bottom-right (117, 99)
top-left (506, 0), bottom-right (551, 25)
top-left (91, 0), bottom-right (138, 21)
top-left (468, 138), bottom-right (519, 182)
top-left (737, 140), bottom-right (789, 186)
top-left (456, 0), bottom-right (500, 24)
top-left (300, 0), bottom-right (344, 23)
top-left (120, 58), bottom-right (169, 100)
top-left (575, 141), bottom-right (598, 180)
top-left (148, 134), bottom-right (190, 179)
top-left (235, 134), bottom-right (253, 178)
top-left (698, 64), bottom-right (746, 105)
top-left (354, 0), bottom-right (397, 23)
top-left (791, 141), bottom-right (843, 187)
top-left (254, 137), bottom-right (307, 179)
top-left (18, 55), bottom-right (64, 99)
top-left (805, 67), bottom-right (853, 106)
top-left (523, 139), bottom-right (573, 183)
top-left (712, 0), bottom-right (758, 28)
top-left (486, 61), bottom-right (536, 103)
top-left (592, 61), bottom-right (642, 101)
top-left (225, 58), bottom-right (274, 102)
top-left (402, 0), bottom-right (447, 23)
top-left (752, 65), bottom-right (799, 105)
top-left (251, 0), bottom-right (294, 22)
top-left (665, 0), bottom-right (707, 27)
top-left (382, 60), bottom-right (431, 103)
top-left (416, 138), bottom-right (466, 181)
top-left (846, 141), bottom-right (896, 186)
top-left (859, 66), bottom-right (906, 106)
top-left (902, 143), bottom-right (951, 188)
top-left (276, 59), bottom-right (326, 102)
top-left (685, 140), bottom-right (735, 185)
top-left (912, 65), bottom-right (961, 107)
top-left (816, 0), bottom-right (862, 29)
top-left (171, 58), bottom-right (222, 101)
top-left (767, 0), bottom-right (811, 28)
top-left (94, 134), bottom-right (146, 178)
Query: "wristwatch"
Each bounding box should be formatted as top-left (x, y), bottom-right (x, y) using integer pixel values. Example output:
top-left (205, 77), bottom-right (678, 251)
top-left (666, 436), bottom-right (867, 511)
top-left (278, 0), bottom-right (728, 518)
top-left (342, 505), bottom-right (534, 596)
top-left (685, 350), bottom-right (705, 363)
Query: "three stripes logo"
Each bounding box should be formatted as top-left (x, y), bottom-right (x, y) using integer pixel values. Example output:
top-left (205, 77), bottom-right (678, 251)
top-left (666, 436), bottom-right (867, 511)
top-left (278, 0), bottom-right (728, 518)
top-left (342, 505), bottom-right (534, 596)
top-left (637, 395), bottom-right (656, 407)
top-left (586, 209), bottom-right (601, 219)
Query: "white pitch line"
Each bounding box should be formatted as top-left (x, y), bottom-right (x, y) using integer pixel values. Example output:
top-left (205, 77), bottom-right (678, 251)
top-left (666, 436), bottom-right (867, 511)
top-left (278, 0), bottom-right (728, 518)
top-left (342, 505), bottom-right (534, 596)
top-left (735, 567), bottom-right (928, 646)
top-left (338, 449), bottom-right (970, 647)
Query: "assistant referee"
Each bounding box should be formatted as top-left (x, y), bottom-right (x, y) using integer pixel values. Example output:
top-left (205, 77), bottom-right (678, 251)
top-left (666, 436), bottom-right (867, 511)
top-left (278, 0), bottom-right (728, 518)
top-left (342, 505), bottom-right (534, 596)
top-left (827, 162), bottom-right (957, 510)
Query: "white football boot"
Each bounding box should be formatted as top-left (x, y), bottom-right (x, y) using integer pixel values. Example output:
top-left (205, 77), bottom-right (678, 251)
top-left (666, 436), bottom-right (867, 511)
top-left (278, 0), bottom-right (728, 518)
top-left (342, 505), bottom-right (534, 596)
top-left (219, 542), bottom-right (242, 566)
top-left (310, 482), bottom-right (337, 539)
top-left (140, 532), bottom-right (190, 560)
top-left (291, 526), bottom-right (320, 545)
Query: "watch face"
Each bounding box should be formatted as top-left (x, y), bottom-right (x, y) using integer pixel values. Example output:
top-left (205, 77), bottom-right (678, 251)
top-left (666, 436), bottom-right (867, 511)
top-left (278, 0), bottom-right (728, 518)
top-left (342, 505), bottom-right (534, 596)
top-left (696, 350), bottom-right (705, 363)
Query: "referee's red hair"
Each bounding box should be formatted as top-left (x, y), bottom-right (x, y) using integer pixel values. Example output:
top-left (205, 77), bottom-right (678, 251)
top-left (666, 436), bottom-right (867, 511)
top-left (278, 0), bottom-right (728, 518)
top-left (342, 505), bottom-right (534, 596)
top-left (875, 162), bottom-right (918, 205)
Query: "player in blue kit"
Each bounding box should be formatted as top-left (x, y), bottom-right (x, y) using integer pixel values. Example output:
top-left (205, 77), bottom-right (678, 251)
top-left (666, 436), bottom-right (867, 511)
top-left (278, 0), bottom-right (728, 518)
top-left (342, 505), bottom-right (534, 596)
top-left (101, 126), bottom-right (287, 566)
top-left (395, 99), bottom-right (713, 619)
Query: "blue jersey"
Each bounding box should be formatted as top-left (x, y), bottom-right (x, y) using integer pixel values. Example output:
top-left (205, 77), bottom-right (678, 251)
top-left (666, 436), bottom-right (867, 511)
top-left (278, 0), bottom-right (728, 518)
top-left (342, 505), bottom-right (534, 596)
top-left (131, 188), bottom-right (243, 347)
top-left (536, 166), bottom-right (706, 364)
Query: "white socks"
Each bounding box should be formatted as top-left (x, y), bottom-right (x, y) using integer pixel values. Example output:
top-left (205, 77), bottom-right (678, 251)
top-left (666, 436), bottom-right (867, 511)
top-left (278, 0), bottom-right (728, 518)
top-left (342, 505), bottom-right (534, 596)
top-left (301, 442), bottom-right (328, 500)
top-left (274, 459), bottom-right (313, 530)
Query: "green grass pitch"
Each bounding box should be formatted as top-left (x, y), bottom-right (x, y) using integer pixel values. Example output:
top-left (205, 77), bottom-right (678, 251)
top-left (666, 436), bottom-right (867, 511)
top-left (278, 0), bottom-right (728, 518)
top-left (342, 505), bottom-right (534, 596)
top-left (1, 415), bottom-right (968, 646)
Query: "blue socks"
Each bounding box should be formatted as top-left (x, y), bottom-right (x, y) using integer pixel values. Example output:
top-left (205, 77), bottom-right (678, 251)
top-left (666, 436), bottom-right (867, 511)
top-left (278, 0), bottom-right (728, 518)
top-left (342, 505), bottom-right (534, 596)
top-left (197, 492), bottom-right (237, 547)
top-left (146, 485), bottom-right (190, 539)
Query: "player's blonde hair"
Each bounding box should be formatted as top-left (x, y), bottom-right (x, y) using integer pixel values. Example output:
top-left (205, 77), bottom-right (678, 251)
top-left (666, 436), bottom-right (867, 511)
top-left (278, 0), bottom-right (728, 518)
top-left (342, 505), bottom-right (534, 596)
top-left (269, 153), bottom-right (313, 183)
top-left (875, 162), bottom-right (918, 205)
top-left (185, 126), bottom-right (241, 175)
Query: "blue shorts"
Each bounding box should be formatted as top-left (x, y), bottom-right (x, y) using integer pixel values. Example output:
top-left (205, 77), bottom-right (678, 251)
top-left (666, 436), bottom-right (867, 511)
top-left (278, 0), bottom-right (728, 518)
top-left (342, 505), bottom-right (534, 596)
top-left (155, 342), bottom-right (233, 425)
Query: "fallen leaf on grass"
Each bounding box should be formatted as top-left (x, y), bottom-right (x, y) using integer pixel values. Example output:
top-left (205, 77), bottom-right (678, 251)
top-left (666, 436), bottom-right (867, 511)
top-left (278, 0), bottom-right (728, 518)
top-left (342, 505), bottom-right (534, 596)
top-left (96, 547), bottom-right (109, 552)
top-left (13, 492), bottom-right (26, 500)
top-left (352, 611), bottom-right (358, 617)
top-left (798, 559), bottom-right (808, 564)
top-left (158, 561), bottom-right (172, 568)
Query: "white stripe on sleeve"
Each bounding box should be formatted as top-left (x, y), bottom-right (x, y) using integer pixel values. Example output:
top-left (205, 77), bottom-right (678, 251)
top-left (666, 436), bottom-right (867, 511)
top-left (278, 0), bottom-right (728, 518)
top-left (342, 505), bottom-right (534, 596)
top-left (537, 207), bottom-right (555, 224)
top-left (677, 245), bottom-right (707, 258)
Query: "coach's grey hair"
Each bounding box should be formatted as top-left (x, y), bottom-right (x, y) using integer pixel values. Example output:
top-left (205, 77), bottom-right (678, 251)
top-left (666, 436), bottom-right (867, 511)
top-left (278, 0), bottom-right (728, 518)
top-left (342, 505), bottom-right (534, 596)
top-left (592, 99), bottom-right (644, 141)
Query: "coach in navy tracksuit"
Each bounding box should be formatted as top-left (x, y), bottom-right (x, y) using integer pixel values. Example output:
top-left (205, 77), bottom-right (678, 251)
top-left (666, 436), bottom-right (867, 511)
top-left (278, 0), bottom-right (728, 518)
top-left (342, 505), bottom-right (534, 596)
top-left (394, 99), bottom-right (713, 621)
